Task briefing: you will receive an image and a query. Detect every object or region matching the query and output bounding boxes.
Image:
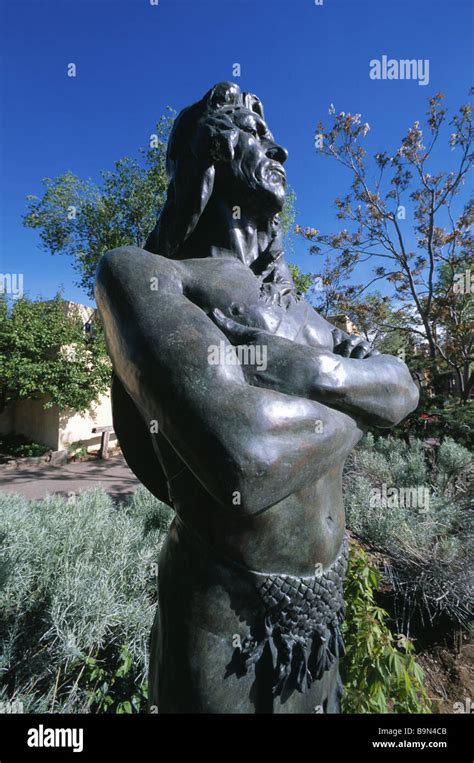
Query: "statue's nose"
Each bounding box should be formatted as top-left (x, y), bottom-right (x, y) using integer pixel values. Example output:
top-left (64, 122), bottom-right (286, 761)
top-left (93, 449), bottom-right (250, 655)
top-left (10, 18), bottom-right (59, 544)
top-left (266, 143), bottom-right (288, 164)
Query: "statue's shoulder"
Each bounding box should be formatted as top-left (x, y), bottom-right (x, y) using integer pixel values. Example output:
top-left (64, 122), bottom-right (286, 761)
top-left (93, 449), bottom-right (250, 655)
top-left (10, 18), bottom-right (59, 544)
top-left (180, 256), bottom-right (262, 305)
top-left (180, 255), bottom-right (255, 285)
top-left (96, 246), bottom-right (186, 293)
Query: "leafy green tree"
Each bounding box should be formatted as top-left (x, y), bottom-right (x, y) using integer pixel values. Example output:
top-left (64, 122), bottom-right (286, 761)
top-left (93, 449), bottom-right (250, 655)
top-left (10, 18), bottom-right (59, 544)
top-left (429, 257), bottom-right (474, 400)
top-left (23, 114), bottom-right (174, 299)
top-left (0, 295), bottom-right (111, 413)
top-left (288, 263), bottom-right (314, 296)
top-left (279, 185), bottom-right (297, 252)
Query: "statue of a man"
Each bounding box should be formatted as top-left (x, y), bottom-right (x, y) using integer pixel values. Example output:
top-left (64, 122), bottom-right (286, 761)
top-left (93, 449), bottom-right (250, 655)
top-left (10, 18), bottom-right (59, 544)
top-left (95, 82), bottom-right (419, 713)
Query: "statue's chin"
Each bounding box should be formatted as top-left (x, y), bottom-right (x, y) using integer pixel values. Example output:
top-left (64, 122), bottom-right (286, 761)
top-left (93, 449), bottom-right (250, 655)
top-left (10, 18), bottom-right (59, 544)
top-left (260, 186), bottom-right (286, 216)
top-left (241, 178), bottom-right (284, 217)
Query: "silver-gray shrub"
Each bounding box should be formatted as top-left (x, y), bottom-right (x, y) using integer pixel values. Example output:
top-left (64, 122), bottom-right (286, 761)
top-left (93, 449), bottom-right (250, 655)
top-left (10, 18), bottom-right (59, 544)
top-left (0, 486), bottom-right (172, 712)
top-left (344, 435), bottom-right (472, 631)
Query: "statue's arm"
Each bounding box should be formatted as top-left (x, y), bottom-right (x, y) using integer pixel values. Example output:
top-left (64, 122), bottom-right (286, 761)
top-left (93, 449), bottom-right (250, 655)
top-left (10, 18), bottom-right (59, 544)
top-left (212, 312), bottom-right (419, 429)
top-left (95, 246), bottom-right (363, 516)
top-left (310, 351), bottom-right (419, 427)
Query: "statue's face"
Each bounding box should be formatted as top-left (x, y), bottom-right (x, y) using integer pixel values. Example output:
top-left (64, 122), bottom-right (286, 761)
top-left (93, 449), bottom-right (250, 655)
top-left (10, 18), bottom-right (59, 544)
top-left (216, 106), bottom-right (288, 217)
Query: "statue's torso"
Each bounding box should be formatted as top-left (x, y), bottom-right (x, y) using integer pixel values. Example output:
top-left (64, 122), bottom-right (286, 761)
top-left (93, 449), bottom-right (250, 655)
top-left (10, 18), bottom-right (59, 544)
top-left (151, 255), bottom-right (350, 574)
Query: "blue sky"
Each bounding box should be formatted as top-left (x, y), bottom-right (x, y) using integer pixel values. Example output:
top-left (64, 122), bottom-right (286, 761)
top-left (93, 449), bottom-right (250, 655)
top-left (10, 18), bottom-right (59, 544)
top-left (0, 0), bottom-right (472, 305)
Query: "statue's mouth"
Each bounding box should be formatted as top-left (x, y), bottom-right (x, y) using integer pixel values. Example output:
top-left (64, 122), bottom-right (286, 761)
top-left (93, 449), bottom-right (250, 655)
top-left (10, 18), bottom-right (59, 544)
top-left (265, 163), bottom-right (286, 185)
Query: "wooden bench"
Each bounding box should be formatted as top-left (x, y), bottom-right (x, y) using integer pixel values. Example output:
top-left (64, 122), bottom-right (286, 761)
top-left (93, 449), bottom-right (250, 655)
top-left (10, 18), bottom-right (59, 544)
top-left (92, 425), bottom-right (114, 460)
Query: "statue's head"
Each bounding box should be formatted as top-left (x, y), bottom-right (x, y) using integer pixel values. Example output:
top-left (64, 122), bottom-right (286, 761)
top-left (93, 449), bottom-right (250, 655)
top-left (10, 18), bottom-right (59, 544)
top-left (149, 82), bottom-right (289, 259)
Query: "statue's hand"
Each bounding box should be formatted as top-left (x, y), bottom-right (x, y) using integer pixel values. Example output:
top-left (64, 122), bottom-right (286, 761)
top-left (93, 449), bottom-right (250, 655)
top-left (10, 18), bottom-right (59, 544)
top-left (331, 328), bottom-right (380, 359)
top-left (211, 308), bottom-right (319, 398)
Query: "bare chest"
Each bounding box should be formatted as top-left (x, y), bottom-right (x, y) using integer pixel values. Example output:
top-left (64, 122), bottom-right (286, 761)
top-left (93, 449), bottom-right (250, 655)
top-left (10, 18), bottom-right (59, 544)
top-left (180, 257), bottom-right (333, 349)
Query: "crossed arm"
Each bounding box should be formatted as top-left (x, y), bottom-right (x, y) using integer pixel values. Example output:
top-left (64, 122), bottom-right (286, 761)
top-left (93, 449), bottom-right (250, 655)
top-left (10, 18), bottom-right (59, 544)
top-left (95, 246), bottom-right (419, 515)
top-left (211, 308), bottom-right (420, 429)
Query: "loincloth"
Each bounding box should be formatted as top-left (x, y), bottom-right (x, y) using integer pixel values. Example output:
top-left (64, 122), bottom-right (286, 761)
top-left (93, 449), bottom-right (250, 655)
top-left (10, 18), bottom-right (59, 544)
top-left (233, 534), bottom-right (348, 698)
top-left (172, 515), bottom-right (348, 700)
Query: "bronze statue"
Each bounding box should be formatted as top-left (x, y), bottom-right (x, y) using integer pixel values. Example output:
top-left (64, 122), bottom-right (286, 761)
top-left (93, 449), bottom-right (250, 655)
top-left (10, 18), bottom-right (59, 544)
top-left (95, 82), bottom-right (419, 713)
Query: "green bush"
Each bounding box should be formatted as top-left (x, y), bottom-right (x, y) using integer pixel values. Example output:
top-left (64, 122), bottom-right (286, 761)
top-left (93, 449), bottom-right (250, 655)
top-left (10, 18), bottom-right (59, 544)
top-left (341, 540), bottom-right (431, 713)
top-left (391, 399), bottom-right (473, 450)
top-left (67, 440), bottom-right (89, 460)
top-left (69, 643), bottom-right (148, 714)
top-left (0, 433), bottom-right (50, 458)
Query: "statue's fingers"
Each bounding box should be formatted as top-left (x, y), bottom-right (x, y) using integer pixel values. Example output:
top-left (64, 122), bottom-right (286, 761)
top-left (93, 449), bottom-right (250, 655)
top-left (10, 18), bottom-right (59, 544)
top-left (351, 341), bottom-right (371, 358)
top-left (211, 308), bottom-right (256, 344)
top-left (336, 338), bottom-right (357, 357)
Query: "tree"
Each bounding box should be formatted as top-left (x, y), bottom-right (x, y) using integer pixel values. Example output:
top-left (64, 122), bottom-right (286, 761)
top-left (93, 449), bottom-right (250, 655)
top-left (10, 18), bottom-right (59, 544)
top-left (23, 113), bottom-right (175, 299)
top-left (279, 185), bottom-right (297, 252)
top-left (300, 90), bottom-right (473, 399)
top-left (288, 253), bottom-right (416, 354)
top-left (430, 256), bottom-right (474, 399)
top-left (0, 295), bottom-right (111, 414)
top-left (287, 263), bottom-right (314, 297)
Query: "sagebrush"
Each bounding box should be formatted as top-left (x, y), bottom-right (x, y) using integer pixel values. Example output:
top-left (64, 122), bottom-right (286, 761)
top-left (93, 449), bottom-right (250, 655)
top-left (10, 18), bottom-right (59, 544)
top-left (344, 434), bottom-right (472, 631)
